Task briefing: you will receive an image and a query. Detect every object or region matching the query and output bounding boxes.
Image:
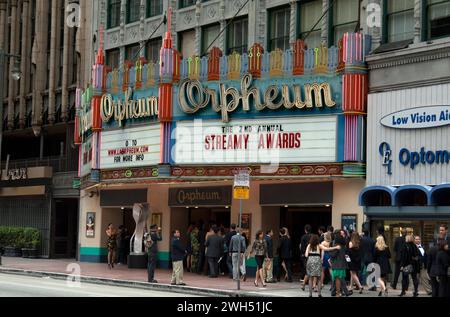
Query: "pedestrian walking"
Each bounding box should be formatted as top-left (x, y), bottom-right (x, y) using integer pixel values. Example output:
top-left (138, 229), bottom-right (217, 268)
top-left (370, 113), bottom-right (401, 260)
top-left (305, 234), bottom-right (322, 297)
top-left (348, 232), bottom-right (363, 294)
top-left (415, 235), bottom-right (432, 295)
top-left (374, 235), bottom-right (391, 296)
top-left (205, 226), bottom-right (223, 278)
top-left (300, 224), bottom-right (312, 288)
top-left (324, 235), bottom-right (346, 297)
top-left (320, 232), bottom-right (332, 287)
top-left (146, 224), bottom-right (162, 283)
top-left (106, 223), bottom-right (117, 269)
top-left (225, 224), bottom-right (237, 278)
top-left (391, 228), bottom-right (407, 289)
top-left (399, 235), bottom-right (420, 297)
top-left (264, 229), bottom-right (275, 283)
top-left (277, 227), bottom-right (293, 282)
top-left (360, 228), bottom-right (375, 288)
top-left (251, 230), bottom-right (268, 288)
top-left (435, 239), bottom-right (449, 297)
top-left (171, 230), bottom-right (186, 286)
top-left (229, 228), bottom-right (246, 281)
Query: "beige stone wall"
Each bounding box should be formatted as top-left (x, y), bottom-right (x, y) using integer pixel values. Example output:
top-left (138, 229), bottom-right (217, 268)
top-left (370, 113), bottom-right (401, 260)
top-left (79, 190), bottom-right (102, 248)
top-left (332, 179), bottom-right (366, 232)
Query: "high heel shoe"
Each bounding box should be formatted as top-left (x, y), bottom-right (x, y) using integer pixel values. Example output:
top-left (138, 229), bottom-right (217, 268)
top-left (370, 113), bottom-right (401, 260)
top-left (254, 281), bottom-right (259, 287)
top-left (359, 288), bottom-right (364, 294)
top-left (378, 291), bottom-right (382, 297)
top-left (262, 283), bottom-right (267, 288)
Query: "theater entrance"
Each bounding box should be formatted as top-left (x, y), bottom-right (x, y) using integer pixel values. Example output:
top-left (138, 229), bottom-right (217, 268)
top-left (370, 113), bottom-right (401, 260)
top-left (280, 206), bottom-right (332, 262)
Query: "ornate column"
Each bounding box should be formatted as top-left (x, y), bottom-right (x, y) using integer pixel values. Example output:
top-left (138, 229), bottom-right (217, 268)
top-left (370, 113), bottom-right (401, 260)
top-left (195, 0), bottom-right (201, 56)
top-left (7, 0), bottom-right (18, 130)
top-left (414, 0), bottom-right (421, 44)
top-left (61, 0), bottom-right (70, 122)
top-left (290, 0), bottom-right (297, 48)
top-left (19, 0), bottom-right (30, 128)
top-left (0, 0), bottom-right (6, 50)
top-left (32, 0), bottom-right (50, 135)
top-left (321, 0), bottom-right (329, 45)
top-left (48, 0), bottom-right (59, 124)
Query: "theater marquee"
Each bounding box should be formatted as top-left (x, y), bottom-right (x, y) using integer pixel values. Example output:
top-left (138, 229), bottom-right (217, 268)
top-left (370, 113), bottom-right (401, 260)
top-left (172, 116), bottom-right (337, 165)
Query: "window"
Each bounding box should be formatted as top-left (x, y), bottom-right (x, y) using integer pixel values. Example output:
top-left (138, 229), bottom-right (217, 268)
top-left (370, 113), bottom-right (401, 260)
top-left (332, 0), bottom-right (359, 44)
top-left (106, 49), bottom-right (120, 69)
top-left (146, 37), bottom-right (162, 63)
top-left (269, 6), bottom-right (290, 51)
top-left (385, 0), bottom-right (414, 43)
top-left (125, 44), bottom-right (141, 62)
top-left (202, 23), bottom-right (220, 55)
top-left (299, 0), bottom-right (322, 49)
top-left (180, 0), bottom-right (196, 9)
top-left (147, 0), bottom-right (163, 18)
top-left (108, 0), bottom-right (121, 29)
top-left (227, 17), bottom-right (248, 55)
top-left (127, 0), bottom-right (141, 24)
top-left (427, 0), bottom-right (450, 39)
top-left (178, 29), bottom-right (196, 57)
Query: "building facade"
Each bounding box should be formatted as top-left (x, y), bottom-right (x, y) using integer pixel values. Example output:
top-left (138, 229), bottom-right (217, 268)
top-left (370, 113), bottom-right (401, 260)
top-left (77, 0), bottom-right (370, 270)
top-left (0, 0), bottom-right (93, 258)
top-left (360, 0), bottom-right (450, 251)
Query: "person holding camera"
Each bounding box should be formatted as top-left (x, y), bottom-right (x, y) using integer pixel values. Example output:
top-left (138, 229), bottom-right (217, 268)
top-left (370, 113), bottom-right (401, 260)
top-left (146, 224), bottom-right (162, 283)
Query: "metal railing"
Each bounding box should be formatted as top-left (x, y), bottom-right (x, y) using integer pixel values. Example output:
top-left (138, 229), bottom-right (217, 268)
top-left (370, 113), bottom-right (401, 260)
top-left (1, 155), bottom-right (78, 173)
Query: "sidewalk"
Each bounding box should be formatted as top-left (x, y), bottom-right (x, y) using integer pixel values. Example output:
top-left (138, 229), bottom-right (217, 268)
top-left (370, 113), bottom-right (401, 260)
top-left (0, 257), bottom-right (428, 297)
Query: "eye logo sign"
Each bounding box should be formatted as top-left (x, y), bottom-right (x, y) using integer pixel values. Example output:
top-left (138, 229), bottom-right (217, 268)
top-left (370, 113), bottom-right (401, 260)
top-left (379, 142), bottom-right (392, 175)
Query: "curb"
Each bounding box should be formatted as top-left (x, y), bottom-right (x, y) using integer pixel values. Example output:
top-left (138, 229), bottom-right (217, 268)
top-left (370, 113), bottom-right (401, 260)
top-left (0, 267), bottom-right (273, 297)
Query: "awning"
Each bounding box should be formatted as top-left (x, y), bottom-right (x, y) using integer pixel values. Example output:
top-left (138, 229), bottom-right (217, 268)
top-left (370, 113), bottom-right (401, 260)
top-left (359, 185), bottom-right (396, 207)
top-left (360, 184), bottom-right (448, 207)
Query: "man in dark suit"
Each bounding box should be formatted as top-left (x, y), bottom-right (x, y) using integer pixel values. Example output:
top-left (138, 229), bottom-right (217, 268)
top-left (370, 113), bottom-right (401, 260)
top-left (205, 226), bottom-right (223, 278)
top-left (300, 224), bottom-right (312, 286)
top-left (224, 224), bottom-right (237, 278)
top-left (360, 229), bottom-right (375, 287)
top-left (391, 228), bottom-right (407, 289)
top-left (415, 235), bottom-right (431, 295)
top-left (146, 224), bottom-right (162, 283)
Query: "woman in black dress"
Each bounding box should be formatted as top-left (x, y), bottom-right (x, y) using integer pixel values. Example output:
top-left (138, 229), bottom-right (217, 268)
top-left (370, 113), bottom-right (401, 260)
top-left (106, 223), bottom-right (117, 269)
top-left (374, 235), bottom-right (391, 296)
top-left (348, 232), bottom-right (363, 293)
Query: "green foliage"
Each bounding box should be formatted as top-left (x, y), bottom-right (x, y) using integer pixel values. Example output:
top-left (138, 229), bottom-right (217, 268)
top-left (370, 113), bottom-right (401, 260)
top-left (0, 226), bottom-right (41, 249)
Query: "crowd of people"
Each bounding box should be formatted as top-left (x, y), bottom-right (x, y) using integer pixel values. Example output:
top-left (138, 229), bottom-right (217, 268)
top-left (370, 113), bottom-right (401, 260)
top-left (105, 221), bottom-right (450, 297)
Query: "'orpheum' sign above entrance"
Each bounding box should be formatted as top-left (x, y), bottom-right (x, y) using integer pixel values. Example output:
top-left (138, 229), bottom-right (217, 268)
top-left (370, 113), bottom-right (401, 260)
top-left (177, 73), bottom-right (338, 122)
top-left (101, 87), bottom-right (158, 127)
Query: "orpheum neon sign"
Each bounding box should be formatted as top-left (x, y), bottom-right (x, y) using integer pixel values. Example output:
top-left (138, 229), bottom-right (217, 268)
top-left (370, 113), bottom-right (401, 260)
top-left (101, 87), bottom-right (158, 127)
top-left (178, 73), bottom-right (337, 123)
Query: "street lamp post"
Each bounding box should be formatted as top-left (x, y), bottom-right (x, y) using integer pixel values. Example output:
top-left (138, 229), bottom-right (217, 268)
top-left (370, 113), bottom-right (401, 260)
top-left (0, 49), bottom-right (21, 266)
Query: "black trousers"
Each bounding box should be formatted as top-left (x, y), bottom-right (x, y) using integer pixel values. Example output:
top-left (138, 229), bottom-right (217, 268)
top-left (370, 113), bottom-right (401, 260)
top-left (147, 253), bottom-right (157, 282)
top-left (392, 261), bottom-right (401, 288)
top-left (208, 257), bottom-right (219, 277)
top-left (277, 258), bottom-right (292, 281)
top-left (430, 276), bottom-right (439, 297)
top-left (438, 275), bottom-right (448, 298)
top-left (402, 272), bottom-right (419, 293)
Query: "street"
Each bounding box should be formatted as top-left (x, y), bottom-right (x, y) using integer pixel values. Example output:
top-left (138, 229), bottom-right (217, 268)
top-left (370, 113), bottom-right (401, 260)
top-left (0, 273), bottom-right (199, 297)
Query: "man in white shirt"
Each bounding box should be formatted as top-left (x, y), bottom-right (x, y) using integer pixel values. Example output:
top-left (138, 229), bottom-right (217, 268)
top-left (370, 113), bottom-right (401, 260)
top-left (415, 235), bottom-right (432, 295)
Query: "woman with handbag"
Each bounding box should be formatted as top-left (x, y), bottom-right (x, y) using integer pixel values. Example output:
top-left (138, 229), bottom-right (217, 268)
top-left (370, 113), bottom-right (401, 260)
top-left (399, 235), bottom-right (420, 297)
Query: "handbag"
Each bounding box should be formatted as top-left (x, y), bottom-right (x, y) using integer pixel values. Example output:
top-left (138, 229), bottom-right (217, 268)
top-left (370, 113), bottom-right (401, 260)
top-left (403, 264), bottom-right (414, 274)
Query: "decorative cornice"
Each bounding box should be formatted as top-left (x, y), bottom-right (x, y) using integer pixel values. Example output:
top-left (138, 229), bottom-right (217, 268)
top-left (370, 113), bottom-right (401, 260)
top-left (368, 48), bottom-right (450, 70)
